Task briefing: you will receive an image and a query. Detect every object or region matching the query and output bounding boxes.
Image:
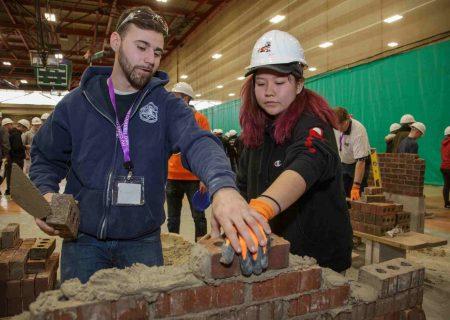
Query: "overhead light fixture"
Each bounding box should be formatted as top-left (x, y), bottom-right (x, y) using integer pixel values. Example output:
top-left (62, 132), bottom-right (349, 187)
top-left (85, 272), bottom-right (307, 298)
top-left (54, 53), bottom-right (63, 60)
top-left (216, 85), bottom-right (224, 89)
top-left (195, 94), bottom-right (202, 97)
top-left (319, 42), bottom-right (333, 48)
top-left (20, 79), bottom-right (28, 84)
top-left (237, 76), bottom-right (245, 80)
top-left (156, 0), bottom-right (168, 2)
top-left (308, 67), bottom-right (317, 71)
top-left (180, 74), bottom-right (188, 79)
top-left (211, 53), bottom-right (222, 59)
top-left (383, 15), bottom-right (403, 23)
top-left (44, 13), bottom-right (56, 22)
top-left (269, 15), bottom-right (285, 24)
top-left (228, 93), bottom-right (235, 97)
top-left (387, 42), bottom-right (398, 47)
top-left (2, 61), bottom-right (11, 66)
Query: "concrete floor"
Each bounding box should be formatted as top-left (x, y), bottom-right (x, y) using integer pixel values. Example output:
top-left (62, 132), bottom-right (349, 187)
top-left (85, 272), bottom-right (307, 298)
top-left (0, 185), bottom-right (449, 319)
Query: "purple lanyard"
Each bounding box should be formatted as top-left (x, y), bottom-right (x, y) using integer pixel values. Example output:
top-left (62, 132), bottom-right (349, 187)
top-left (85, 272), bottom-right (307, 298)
top-left (339, 133), bottom-right (345, 151)
top-left (107, 77), bottom-right (133, 172)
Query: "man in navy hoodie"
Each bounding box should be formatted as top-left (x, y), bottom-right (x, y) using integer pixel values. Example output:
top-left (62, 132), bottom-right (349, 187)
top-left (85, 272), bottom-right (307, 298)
top-left (30, 6), bottom-right (269, 283)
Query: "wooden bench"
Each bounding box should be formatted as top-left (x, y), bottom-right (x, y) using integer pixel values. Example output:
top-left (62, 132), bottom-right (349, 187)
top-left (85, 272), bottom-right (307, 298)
top-left (353, 231), bottom-right (447, 265)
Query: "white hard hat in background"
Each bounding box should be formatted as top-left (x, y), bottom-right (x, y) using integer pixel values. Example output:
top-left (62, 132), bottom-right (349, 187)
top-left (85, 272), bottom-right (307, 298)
top-left (389, 123), bottom-right (401, 133)
top-left (229, 129), bottom-right (237, 136)
top-left (18, 119), bottom-right (31, 130)
top-left (246, 30), bottom-right (307, 75)
top-left (172, 82), bottom-right (195, 99)
top-left (1, 118), bottom-right (13, 126)
top-left (32, 117), bottom-right (43, 125)
top-left (213, 128), bottom-right (223, 134)
top-left (411, 122), bottom-right (426, 135)
top-left (400, 114), bottom-right (415, 124)
top-left (445, 126), bottom-right (450, 136)
top-left (41, 112), bottom-right (50, 120)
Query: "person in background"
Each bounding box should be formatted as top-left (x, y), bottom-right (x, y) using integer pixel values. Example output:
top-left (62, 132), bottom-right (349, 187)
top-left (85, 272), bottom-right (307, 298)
top-left (0, 112), bottom-right (11, 191)
top-left (225, 129), bottom-right (240, 172)
top-left (166, 82), bottom-right (210, 241)
top-left (398, 122), bottom-right (426, 154)
top-left (333, 107), bottom-right (371, 200)
top-left (30, 6), bottom-right (266, 283)
top-left (22, 117), bottom-right (43, 174)
top-left (392, 114), bottom-right (415, 153)
top-left (230, 30), bottom-right (352, 273)
top-left (385, 123), bottom-right (401, 153)
top-left (4, 119), bottom-right (27, 196)
top-left (41, 112), bottom-right (50, 123)
top-left (213, 128), bottom-right (227, 150)
top-left (441, 126), bottom-right (450, 209)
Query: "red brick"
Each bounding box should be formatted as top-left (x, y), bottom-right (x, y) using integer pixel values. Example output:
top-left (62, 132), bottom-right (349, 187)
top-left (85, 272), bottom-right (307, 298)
top-left (112, 295), bottom-right (148, 320)
top-left (275, 270), bottom-right (300, 296)
top-left (79, 300), bottom-right (112, 319)
top-left (240, 305), bottom-right (258, 320)
top-left (297, 294), bottom-right (311, 315)
top-left (1, 223), bottom-right (20, 249)
top-left (216, 281), bottom-right (245, 308)
top-left (299, 266), bottom-right (322, 292)
top-left (22, 296), bottom-right (35, 311)
top-left (252, 278), bottom-right (275, 301)
top-left (0, 249), bottom-right (15, 282)
top-left (187, 285), bottom-right (215, 313)
top-left (26, 259), bottom-right (48, 273)
top-left (154, 292), bottom-right (170, 318)
top-left (6, 280), bottom-right (21, 298)
top-left (7, 297), bottom-right (23, 316)
top-left (9, 248), bottom-right (29, 280)
top-left (21, 273), bottom-right (35, 297)
top-left (375, 296), bottom-right (395, 316)
top-left (166, 289), bottom-right (189, 316)
top-left (310, 290), bottom-right (330, 312)
top-left (35, 271), bottom-right (51, 297)
top-left (328, 285), bottom-right (350, 308)
top-left (393, 290), bottom-right (409, 312)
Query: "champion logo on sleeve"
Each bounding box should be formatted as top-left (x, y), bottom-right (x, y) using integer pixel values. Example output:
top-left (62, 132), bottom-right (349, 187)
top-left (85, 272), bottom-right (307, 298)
top-left (305, 127), bottom-right (324, 153)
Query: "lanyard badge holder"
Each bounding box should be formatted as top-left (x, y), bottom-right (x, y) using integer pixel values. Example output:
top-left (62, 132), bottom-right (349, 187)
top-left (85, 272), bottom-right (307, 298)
top-left (107, 78), bottom-right (145, 206)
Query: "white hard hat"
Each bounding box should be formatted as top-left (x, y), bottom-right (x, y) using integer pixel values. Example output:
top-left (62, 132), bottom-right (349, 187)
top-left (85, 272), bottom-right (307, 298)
top-left (389, 123), bottom-right (401, 133)
top-left (411, 122), bottom-right (426, 135)
top-left (213, 128), bottom-right (223, 134)
top-left (172, 82), bottom-right (194, 99)
top-left (246, 30), bottom-right (307, 76)
top-left (18, 119), bottom-right (30, 130)
top-left (1, 118), bottom-right (13, 126)
top-left (444, 126), bottom-right (450, 136)
top-left (229, 129), bottom-right (237, 136)
top-left (32, 117), bottom-right (43, 125)
top-left (400, 114), bottom-right (415, 124)
top-left (41, 112), bottom-right (50, 120)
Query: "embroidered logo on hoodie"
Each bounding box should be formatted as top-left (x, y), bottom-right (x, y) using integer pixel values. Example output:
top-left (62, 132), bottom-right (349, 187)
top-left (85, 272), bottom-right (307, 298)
top-left (140, 102), bottom-right (158, 123)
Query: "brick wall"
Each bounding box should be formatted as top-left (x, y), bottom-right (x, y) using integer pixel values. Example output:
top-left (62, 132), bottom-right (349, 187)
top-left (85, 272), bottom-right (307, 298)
top-left (27, 235), bottom-right (426, 320)
top-left (371, 153), bottom-right (425, 197)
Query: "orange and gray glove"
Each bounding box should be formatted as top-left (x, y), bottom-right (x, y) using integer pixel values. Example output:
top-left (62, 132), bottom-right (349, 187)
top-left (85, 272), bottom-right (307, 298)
top-left (351, 185), bottom-right (361, 200)
top-left (220, 198), bottom-right (275, 276)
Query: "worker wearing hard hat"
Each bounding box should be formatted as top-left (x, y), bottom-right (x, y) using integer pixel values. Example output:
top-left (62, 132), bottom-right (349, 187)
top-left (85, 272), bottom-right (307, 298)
top-left (22, 117), bottom-right (43, 174)
top-left (166, 82), bottom-right (211, 241)
top-left (216, 30), bottom-right (352, 275)
top-left (0, 113), bottom-right (11, 175)
top-left (391, 114), bottom-right (416, 153)
top-left (385, 123), bottom-right (401, 153)
top-left (224, 129), bottom-right (241, 172)
top-left (4, 118), bottom-right (26, 196)
top-left (41, 112), bottom-right (50, 123)
top-left (398, 122), bottom-right (426, 154)
top-left (441, 126), bottom-right (450, 209)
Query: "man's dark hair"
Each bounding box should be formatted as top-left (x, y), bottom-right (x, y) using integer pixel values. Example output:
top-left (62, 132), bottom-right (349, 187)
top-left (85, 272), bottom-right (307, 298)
top-left (116, 6), bottom-right (169, 38)
top-left (334, 107), bottom-right (349, 123)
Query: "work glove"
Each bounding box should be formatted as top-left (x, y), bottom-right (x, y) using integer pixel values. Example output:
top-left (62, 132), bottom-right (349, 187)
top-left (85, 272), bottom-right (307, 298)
top-left (351, 186), bottom-right (361, 200)
top-left (220, 198), bottom-right (274, 276)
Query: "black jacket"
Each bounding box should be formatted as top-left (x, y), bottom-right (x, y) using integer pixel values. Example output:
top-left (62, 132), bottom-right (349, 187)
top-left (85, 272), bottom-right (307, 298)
top-left (237, 114), bottom-right (352, 272)
top-left (9, 128), bottom-right (25, 160)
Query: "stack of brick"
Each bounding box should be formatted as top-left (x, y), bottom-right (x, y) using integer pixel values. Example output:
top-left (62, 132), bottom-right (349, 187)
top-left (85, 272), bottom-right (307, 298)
top-left (372, 153), bottom-right (425, 197)
top-left (28, 234), bottom-right (425, 320)
top-left (0, 223), bottom-right (59, 317)
top-left (350, 187), bottom-right (411, 236)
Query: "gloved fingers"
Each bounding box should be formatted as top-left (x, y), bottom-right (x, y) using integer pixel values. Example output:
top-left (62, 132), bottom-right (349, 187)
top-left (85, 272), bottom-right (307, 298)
top-left (220, 238), bottom-right (235, 265)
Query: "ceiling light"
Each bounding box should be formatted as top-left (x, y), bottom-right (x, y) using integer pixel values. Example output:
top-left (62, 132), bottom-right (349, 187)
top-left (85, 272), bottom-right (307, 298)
top-left (237, 76), bottom-right (245, 80)
top-left (55, 53), bottom-right (63, 59)
top-left (216, 85), bottom-right (224, 89)
top-left (2, 61), bottom-right (11, 66)
top-left (308, 67), bottom-right (317, 71)
top-left (195, 94), bottom-right (202, 97)
top-left (319, 42), bottom-right (333, 48)
top-left (20, 80), bottom-right (28, 84)
top-left (156, 0), bottom-right (168, 2)
top-left (387, 42), bottom-right (398, 47)
top-left (44, 13), bottom-right (56, 22)
top-left (269, 15), bottom-right (285, 24)
top-left (228, 93), bottom-right (235, 97)
top-left (211, 53), bottom-right (222, 59)
top-left (180, 74), bottom-right (188, 79)
top-left (383, 15), bottom-right (403, 23)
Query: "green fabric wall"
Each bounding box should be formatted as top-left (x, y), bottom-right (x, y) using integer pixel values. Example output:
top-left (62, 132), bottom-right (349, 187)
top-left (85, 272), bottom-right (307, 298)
top-left (202, 40), bottom-right (450, 185)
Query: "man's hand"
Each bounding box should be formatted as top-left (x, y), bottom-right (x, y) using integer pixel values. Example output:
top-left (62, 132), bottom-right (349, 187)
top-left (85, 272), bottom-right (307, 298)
top-left (220, 198), bottom-right (274, 276)
top-left (199, 181), bottom-right (207, 194)
top-left (351, 186), bottom-right (360, 200)
top-left (35, 193), bottom-right (59, 236)
top-left (211, 188), bottom-right (271, 255)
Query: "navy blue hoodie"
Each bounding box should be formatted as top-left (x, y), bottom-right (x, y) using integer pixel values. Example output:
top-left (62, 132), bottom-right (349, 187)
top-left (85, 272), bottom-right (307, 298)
top-left (30, 66), bottom-right (235, 239)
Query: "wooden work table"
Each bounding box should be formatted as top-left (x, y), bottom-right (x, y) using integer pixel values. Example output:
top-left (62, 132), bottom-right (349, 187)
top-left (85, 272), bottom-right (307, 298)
top-left (353, 230), bottom-right (447, 264)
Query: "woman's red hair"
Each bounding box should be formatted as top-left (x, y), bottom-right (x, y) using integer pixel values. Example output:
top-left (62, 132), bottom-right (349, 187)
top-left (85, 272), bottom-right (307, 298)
top-left (239, 76), bottom-right (337, 148)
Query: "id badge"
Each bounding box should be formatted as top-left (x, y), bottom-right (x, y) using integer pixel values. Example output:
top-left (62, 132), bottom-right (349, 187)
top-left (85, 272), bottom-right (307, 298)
top-left (110, 175), bottom-right (145, 206)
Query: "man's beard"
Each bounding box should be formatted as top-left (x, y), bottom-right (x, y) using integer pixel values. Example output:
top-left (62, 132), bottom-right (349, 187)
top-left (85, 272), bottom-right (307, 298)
top-left (118, 46), bottom-right (154, 89)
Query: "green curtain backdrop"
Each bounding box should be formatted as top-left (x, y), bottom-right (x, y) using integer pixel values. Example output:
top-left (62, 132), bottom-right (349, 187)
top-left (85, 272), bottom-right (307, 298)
top-left (201, 40), bottom-right (450, 185)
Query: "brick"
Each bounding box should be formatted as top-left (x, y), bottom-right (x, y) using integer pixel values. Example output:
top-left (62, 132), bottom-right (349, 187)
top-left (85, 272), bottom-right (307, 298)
top-left (111, 295), bottom-right (148, 320)
top-left (26, 259), bottom-right (48, 273)
top-left (7, 297), bottom-right (23, 316)
top-left (22, 296), bottom-right (35, 311)
top-left (35, 271), bottom-right (51, 297)
top-left (275, 270), bottom-right (300, 296)
top-left (252, 278), bottom-right (275, 301)
top-left (359, 264), bottom-right (397, 297)
top-left (299, 266), bottom-right (322, 292)
top-left (216, 281), bottom-right (245, 308)
top-left (154, 292), bottom-right (170, 318)
top-left (21, 238), bottom-right (36, 248)
top-left (9, 248), bottom-right (29, 280)
top-left (1, 223), bottom-right (20, 249)
top-left (375, 296), bottom-right (394, 316)
top-left (187, 285), bottom-right (215, 313)
top-left (79, 300), bottom-right (112, 319)
top-left (0, 297), bottom-right (6, 317)
top-left (29, 238), bottom-right (56, 260)
top-left (310, 290), bottom-right (330, 312)
top-left (393, 290), bottom-right (409, 312)
top-left (6, 280), bottom-right (21, 298)
top-left (328, 284), bottom-right (350, 308)
top-left (21, 273), bottom-right (36, 297)
top-left (47, 193), bottom-right (80, 239)
top-left (288, 294), bottom-right (311, 316)
top-left (0, 249), bottom-right (15, 281)
top-left (166, 289), bottom-right (189, 316)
